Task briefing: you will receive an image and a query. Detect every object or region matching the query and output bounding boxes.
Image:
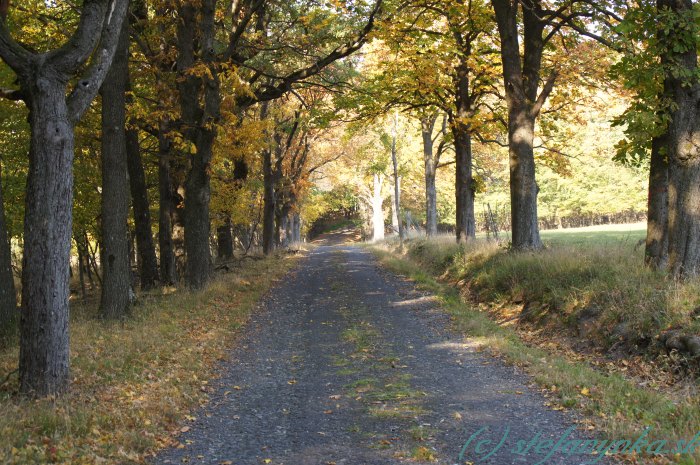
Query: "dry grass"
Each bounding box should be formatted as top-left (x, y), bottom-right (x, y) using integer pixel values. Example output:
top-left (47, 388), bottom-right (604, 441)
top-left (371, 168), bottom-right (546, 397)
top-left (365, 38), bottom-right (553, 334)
top-left (370, 235), bottom-right (700, 465)
top-left (0, 253), bottom-right (298, 465)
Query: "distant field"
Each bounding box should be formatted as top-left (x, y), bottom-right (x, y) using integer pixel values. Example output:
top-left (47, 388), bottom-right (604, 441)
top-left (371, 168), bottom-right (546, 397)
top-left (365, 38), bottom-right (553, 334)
top-left (539, 222), bottom-right (646, 246)
top-left (470, 222), bottom-right (647, 246)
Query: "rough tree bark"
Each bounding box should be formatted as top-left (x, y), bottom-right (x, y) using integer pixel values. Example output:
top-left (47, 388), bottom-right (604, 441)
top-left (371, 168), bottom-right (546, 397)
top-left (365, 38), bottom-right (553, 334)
top-left (660, 0), bottom-right (700, 278)
top-left (645, 134), bottom-right (669, 269)
top-left (0, 0), bottom-right (128, 396)
top-left (492, 0), bottom-right (555, 250)
top-left (450, 30), bottom-right (477, 243)
top-left (124, 0), bottom-right (158, 290)
top-left (126, 123), bottom-right (159, 290)
top-left (158, 124), bottom-right (177, 285)
top-left (291, 212), bottom-right (301, 243)
top-left (176, 1), bottom-right (218, 288)
top-left (99, 19), bottom-right (132, 319)
top-left (0, 162), bottom-right (17, 341)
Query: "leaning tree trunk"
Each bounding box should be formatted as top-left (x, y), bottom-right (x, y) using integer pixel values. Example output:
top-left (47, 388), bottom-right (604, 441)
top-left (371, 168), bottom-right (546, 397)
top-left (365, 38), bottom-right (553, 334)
top-left (645, 134), bottom-right (669, 269)
top-left (99, 21), bottom-right (132, 319)
top-left (158, 125), bottom-right (177, 286)
top-left (421, 116), bottom-right (438, 236)
top-left (126, 125), bottom-right (159, 289)
top-left (0, 162), bottom-right (17, 342)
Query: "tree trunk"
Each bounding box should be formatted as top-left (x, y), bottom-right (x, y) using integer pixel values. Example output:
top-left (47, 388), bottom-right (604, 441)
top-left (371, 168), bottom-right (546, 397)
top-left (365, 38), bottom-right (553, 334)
top-left (421, 116), bottom-right (438, 236)
top-left (126, 123), bottom-right (159, 290)
top-left (99, 21), bottom-right (132, 319)
top-left (390, 119), bottom-right (406, 241)
top-left (262, 145), bottom-right (276, 254)
top-left (291, 212), bottom-right (301, 243)
top-left (453, 127), bottom-right (476, 242)
top-left (0, 0), bottom-right (128, 398)
top-left (0, 162), bottom-right (17, 342)
top-left (279, 210), bottom-right (290, 248)
top-left (492, 0), bottom-right (547, 250)
top-left (158, 125), bottom-right (177, 286)
top-left (76, 240), bottom-right (87, 299)
top-left (217, 218), bottom-right (234, 260)
top-left (19, 85), bottom-right (74, 396)
top-left (507, 106), bottom-right (542, 249)
top-left (453, 58), bottom-right (476, 243)
top-left (177, 1), bottom-right (218, 289)
top-left (371, 173), bottom-right (385, 242)
top-left (660, 0), bottom-right (700, 278)
top-left (183, 137), bottom-right (214, 288)
top-left (645, 134), bottom-right (669, 269)
top-left (390, 184), bottom-right (399, 234)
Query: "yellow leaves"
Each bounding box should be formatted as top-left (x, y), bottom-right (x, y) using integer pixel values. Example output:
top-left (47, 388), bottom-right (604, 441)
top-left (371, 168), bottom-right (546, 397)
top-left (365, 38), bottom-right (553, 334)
top-left (580, 387), bottom-right (591, 397)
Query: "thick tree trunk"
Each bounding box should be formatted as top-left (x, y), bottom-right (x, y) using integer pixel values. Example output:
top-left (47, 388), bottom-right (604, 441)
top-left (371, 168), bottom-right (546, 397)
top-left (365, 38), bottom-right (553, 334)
top-left (660, 0), bottom-right (700, 278)
top-left (217, 218), bottom-right (234, 260)
top-left (645, 134), bottom-right (669, 269)
top-left (0, 0), bottom-right (127, 398)
top-left (507, 106), bottom-right (542, 249)
top-left (0, 162), bottom-right (17, 342)
top-left (371, 173), bottom-right (385, 242)
top-left (99, 22), bottom-right (132, 319)
top-left (291, 212), bottom-right (301, 243)
top-left (421, 117), bottom-right (438, 236)
top-left (279, 210), bottom-right (290, 248)
top-left (19, 86), bottom-right (73, 396)
top-left (492, 0), bottom-right (547, 250)
top-left (177, 0), bottom-right (218, 289)
top-left (183, 136), bottom-right (214, 289)
top-left (126, 126), bottom-right (159, 290)
top-left (158, 126), bottom-right (177, 286)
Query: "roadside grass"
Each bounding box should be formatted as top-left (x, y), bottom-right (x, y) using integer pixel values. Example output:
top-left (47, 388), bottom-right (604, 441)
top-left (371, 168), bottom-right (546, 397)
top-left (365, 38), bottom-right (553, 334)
top-left (0, 254), bottom-right (298, 465)
top-left (368, 232), bottom-right (700, 465)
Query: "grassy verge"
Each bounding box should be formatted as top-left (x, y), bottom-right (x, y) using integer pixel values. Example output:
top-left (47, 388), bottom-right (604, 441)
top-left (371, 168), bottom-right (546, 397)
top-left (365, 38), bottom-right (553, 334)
top-left (369, 237), bottom-right (699, 465)
top-left (0, 253), bottom-right (299, 465)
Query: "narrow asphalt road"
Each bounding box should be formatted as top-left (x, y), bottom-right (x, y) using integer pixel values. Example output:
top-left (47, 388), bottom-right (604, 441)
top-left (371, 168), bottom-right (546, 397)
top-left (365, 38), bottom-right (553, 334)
top-left (154, 243), bottom-right (610, 465)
